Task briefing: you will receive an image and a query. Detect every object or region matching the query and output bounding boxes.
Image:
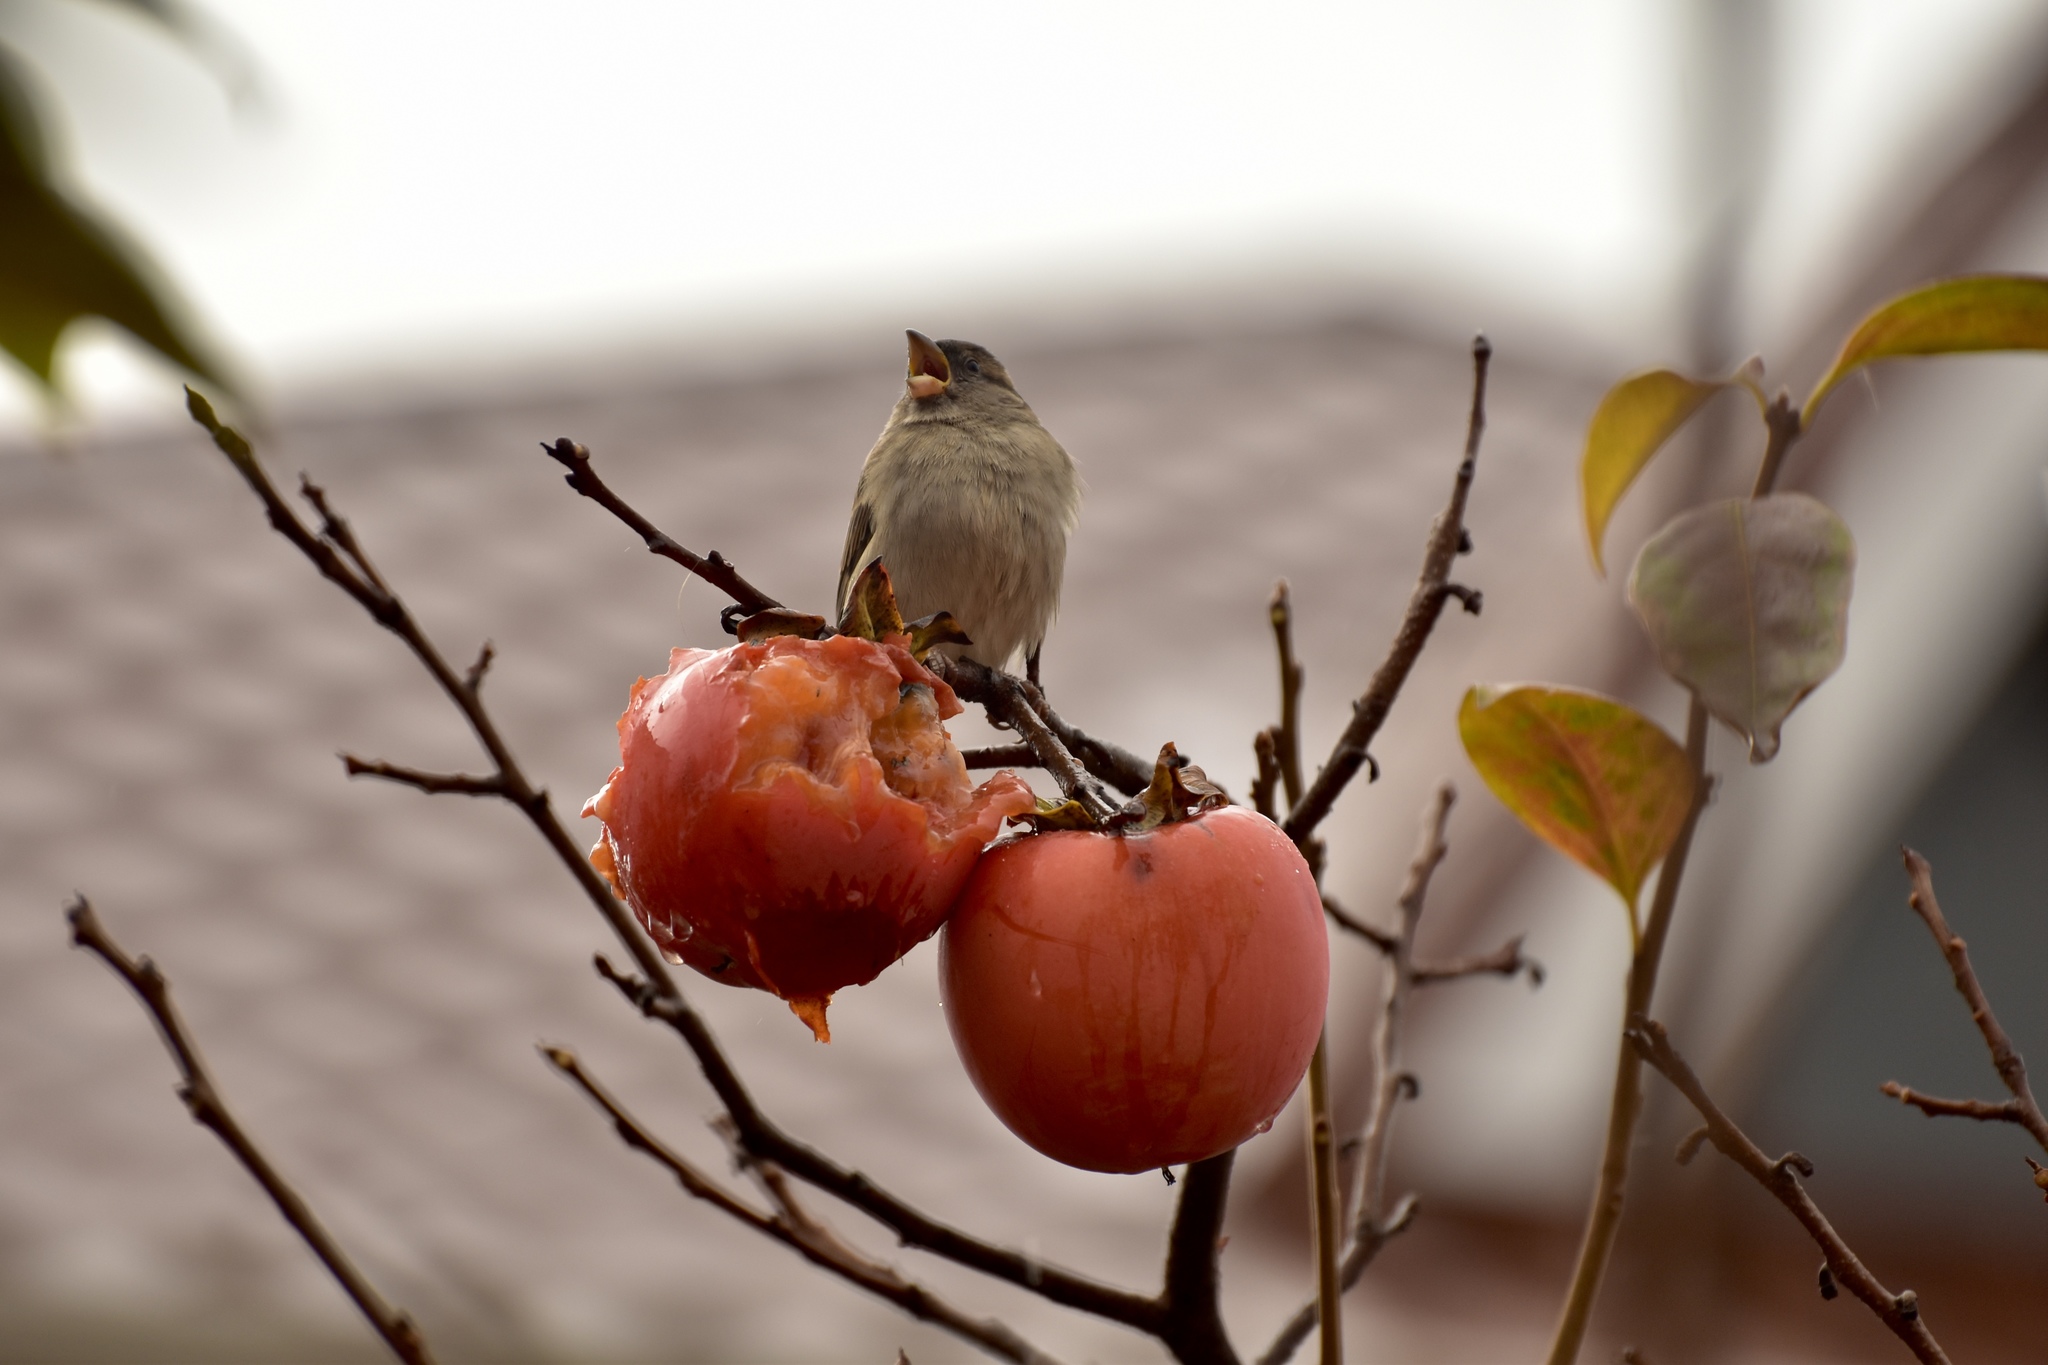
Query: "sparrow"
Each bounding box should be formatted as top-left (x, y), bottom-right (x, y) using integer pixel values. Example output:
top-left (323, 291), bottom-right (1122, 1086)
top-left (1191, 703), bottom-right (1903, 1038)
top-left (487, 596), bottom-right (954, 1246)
top-left (838, 330), bottom-right (1081, 681)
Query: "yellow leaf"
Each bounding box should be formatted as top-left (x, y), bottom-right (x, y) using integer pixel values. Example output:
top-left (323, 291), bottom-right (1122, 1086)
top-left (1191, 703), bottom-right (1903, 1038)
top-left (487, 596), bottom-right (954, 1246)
top-left (1582, 370), bottom-right (1741, 576)
top-left (1804, 275), bottom-right (2048, 426)
top-left (1459, 685), bottom-right (1694, 918)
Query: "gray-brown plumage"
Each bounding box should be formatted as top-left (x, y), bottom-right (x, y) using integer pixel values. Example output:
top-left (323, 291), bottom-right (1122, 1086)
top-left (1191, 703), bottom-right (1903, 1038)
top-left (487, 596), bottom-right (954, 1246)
top-left (838, 331), bottom-right (1081, 674)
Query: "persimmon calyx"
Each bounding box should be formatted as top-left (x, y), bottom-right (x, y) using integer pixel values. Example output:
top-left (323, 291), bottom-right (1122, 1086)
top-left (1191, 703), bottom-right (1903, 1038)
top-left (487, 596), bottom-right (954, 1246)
top-left (1107, 742), bottom-right (1228, 832)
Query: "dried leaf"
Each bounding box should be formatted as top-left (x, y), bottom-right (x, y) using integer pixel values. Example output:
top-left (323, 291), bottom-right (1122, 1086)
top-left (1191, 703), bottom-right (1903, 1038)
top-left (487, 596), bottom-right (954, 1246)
top-left (733, 609), bottom-right (828, 643)
top-left (837, 560), bottom-right (906, 641)
top-left (1014, 797), bottom-right (1097, 832)
top-left (905, 610), bottom-right (972, 659)
top-left (1110, 742), bottom-right (1228, 832)
top-left (1459, 685), bottom-right (1694, 915)
top-left (1583, 368), bottom-right (1757, 575)
top-left (1804, 275), bottom-right (2048, 425)
top-left (1628, 494), bottom-right (1854, 762)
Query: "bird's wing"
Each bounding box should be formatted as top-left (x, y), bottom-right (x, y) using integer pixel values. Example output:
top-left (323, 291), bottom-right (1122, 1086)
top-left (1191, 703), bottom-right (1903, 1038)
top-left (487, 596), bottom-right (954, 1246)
top-left (836, 497), bottom-right (875, 615)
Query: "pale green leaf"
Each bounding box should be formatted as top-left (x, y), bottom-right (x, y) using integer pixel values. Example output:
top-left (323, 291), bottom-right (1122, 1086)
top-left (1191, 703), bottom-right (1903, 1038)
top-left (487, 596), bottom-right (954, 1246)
top-left (1459, 685), bottom-right (1694, 915)
top-left (1804, 275), bottom-right (2048, 425)
top-left (1627, 493), bottom-right (1855, 763)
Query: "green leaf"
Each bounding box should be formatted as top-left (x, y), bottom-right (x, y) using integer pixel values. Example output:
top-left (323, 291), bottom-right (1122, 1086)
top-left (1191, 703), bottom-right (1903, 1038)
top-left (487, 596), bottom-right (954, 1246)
top-left (1627, 493), bottom-right (1854, 763)
top-left (0, 44), bottom-right (233, 403)
top-left (1582, 367), bottom-right (1757, 576)
top-left (1459, 685), bottom-right (1695, 916)
top-left (1804, 275), bottom-right (2048, 425)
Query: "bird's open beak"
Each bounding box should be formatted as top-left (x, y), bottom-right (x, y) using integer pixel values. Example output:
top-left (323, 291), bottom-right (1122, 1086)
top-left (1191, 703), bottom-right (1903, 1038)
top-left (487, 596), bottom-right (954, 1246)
top-left (906, 330), bottom-right (950, 399)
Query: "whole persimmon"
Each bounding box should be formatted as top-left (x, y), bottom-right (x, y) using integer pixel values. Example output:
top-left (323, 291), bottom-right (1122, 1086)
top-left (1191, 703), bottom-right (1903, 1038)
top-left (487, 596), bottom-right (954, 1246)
top-left (584, 624), bottom-right (1033, 1041)
top-left (940, 751), bottom-right (1328, 1173)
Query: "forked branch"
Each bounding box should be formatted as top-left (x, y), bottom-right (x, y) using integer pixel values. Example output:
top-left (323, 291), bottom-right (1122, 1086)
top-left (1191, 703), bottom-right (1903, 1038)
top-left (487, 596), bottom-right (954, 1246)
top-left (66, 897), bottom-right (435, 1365)
top-left (186, 391), bottom-right (1162, 1344)
top-left (542, 1046), bottom-right (1063, 1365)
top-left (1882, 849), bottom-right (2048, 1156)
top-left (1629, 1018), bottom-right (1951, 1365)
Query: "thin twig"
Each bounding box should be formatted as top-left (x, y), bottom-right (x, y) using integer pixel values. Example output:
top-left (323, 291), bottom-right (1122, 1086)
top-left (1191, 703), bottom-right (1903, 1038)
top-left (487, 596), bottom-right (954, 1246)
top-left (1883, 850), bottom-right (2048, 1152)
top-left (1320, 893), bottom-right (1398, 954)
top-left (342, 756), bottom-right (506, 797)
top-left (936, 657), bottom-right (1119, 821)
top-left (187, 392), bottom-right (1165, 1343)
top-left (1629, 1019), bottom-right (1951, 1365)
top-left (1413, 934), bottom-right (1545, 988)
top-left (542, 1047), bottom-right (1063, 1365)
top-left (1261, 785), bottom-right (1456, 1365)
top-left (1283, 337), bottom-right (1490, 845)
top-left (542, 438), bottom-right (781, 616)
top-left (1263, 583), bottom-right (1339, 1365)
top-left (1269, 582), bottom-right (1306, 810)
top-left (187, 390), bottom-right (679, 997)
top-left (67, 897), bottom-right (434, 1365)
top-left (1016, 673), bottom-right (1156, 797)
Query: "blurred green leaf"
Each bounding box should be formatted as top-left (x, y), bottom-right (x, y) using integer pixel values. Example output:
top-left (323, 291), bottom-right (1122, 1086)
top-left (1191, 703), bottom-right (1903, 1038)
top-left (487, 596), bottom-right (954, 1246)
top-left (1804, 275), bottom-right (2048, 425)
top-left (1582, 366), bottom-right (1759, 576)
top-left (1628, 493), bottom-right (1855, 763)
top-left (1459, 684), bottom-right (1695, 917)
top-left (0, 42), bottom-right (232, 403)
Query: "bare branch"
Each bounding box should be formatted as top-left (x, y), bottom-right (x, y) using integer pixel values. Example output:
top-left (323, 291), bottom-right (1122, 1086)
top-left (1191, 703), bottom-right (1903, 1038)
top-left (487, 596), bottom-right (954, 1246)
top-left (1158, 1153), bottom-right (1241, 1365)
top-left (187, 390), bottom-right (681, 996)
top-left (1249, 728), bottom-right (1282, 822)
top-left (1320, 893), bottom-right (1398, 955)
top-left (1262, 785), bottom-right (1455, 1365)
top-left (589, 957), bottom-right (1165, 1334)
top-left (936, 657), bottom-right (1119, 822)
top-left (1412, 934), bottom-right (1545, 988)
top-left (185, 394), bottom-right (1189, 1346)
top-left (1284, 338), bottom-right (1490, 845)
top-left (1017, 674), bottom-right (1155, 797)
top-left (542, 438), bottom-right (782, 617)
top-left (1268, 582), bottom-right (1306, 811)
top-left (67, 897), bottom-right (434, 1365)
top-left (1886, 850), bottom-right (2048, 1152)
top-left (1629, 1019), bottom-right (1952, 1365)
top-left (463, 641), bottom-right (495, 694)
top-left (342, 756), bottom-right (506, 797)
top-left (542, 1047), bottom-right (1065, 1365)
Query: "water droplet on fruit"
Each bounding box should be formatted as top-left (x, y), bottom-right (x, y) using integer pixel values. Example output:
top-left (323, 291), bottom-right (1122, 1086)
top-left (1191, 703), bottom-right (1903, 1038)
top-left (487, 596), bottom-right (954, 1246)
top-left (1028, 969), bottom-right (1043, 1001)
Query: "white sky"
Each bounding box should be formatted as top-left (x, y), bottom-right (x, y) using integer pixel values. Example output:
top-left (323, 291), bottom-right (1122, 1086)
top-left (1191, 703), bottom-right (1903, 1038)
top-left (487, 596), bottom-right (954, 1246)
top-left (4, 0), bottom-right (2045, 427)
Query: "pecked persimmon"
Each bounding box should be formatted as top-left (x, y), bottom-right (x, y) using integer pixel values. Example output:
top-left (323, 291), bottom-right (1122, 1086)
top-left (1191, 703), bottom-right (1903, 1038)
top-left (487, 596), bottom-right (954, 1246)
top-left (939, 753), bottom-right (1328, 1173)
top-left (584, 632), bottom-right (1033, 1041)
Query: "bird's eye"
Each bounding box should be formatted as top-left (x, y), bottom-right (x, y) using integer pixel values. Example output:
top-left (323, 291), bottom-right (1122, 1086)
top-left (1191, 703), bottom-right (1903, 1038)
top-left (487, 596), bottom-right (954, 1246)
top-left (965, 359), bottom-right (981, 374)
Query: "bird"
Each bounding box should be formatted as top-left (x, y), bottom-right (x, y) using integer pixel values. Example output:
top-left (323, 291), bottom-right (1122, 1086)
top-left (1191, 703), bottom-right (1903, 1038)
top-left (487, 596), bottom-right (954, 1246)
top-left (838, 330), bottom-right (1081, 683)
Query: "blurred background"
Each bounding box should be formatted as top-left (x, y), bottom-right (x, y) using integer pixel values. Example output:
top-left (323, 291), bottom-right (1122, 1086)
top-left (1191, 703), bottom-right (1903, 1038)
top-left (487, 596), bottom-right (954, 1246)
top-left (3, 1), bottom-right (2047, 1360)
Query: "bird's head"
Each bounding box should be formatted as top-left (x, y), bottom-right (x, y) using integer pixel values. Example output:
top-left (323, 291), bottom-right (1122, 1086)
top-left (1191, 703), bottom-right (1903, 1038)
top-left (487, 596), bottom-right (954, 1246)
top-left (904, 330), bottom-right (1019, 407)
